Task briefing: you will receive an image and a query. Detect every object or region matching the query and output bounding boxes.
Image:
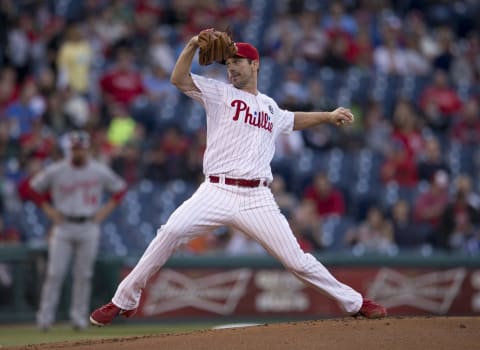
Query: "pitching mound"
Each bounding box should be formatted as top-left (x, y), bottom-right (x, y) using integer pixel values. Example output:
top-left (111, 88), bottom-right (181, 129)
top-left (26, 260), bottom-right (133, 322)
top-left (8, 316), bottom-right (479, 350)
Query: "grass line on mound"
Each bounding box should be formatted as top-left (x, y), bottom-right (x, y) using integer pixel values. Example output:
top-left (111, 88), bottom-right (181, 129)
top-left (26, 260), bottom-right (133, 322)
top-left (0, 323), bottom-right (215, 347)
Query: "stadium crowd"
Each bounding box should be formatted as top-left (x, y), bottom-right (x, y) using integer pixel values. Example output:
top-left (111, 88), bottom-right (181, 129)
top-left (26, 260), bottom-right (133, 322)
top-left (0, 0), bottom-right (479, 257)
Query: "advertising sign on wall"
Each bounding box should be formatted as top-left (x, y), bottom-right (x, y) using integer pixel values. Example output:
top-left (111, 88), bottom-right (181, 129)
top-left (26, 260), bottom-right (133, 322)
top-left (125, 266), bottom-right (480, 319)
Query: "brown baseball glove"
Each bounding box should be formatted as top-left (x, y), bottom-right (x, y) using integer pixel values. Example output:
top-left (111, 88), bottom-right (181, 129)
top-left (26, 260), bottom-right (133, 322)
top-left (197, 29), bottom-right (237, 66)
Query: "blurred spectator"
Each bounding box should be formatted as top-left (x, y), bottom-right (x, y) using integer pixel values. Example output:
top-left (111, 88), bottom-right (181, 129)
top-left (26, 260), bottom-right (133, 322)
top-left (350, 27), bottom-right (374, 70)
top-left (419, 69), bottom-right (463, 131)
top-left (264, 13), bottom-right (301, 64)
top-left (143, 63), bottom-right (178, 104)
top-left (305, 79), bottom-right (335, 111)
top-left (0, 67), bottom-right (19, 114)
top-left (373, 17), bottom-right (408, 75)
top-left (144, 125), bottom-right (189, 182)
top-left (91, 5), bottom-right (130, 53)
top-left (450, 97), bottom-right (480, 146)
top-left (274, 132), bottom-right (305, 163)
top-left (106, 103), bottom-right (139, 148)
top-left (451, 31), bottom-right (480, 87)
top-left (56, 22), bottom-right (93, 96)
top-left (225, 228), bottom-right (267, 256)
top-left (303, 171), bottom-right (345, 218)
top-left (431, 26), bottom-right (455, 72)
top-left (296, 11), bottom-right (329, 65)
top-left (131, 1), bottom-right (163, 62)
top-left (417, 136), bottom-right (450, 183)
top-left (148, 27), bottom-right (176, 73)
top-left (111, 141), bottom-right (142, 187)
top-left (62, 88), bottom-right (90, 128)
top-left (380, 140), bottom-right (418, 188)
top-left (277, 68), bottom-right (310, 110)
top-left (4, 14), bottom-right (35, 82)
top-left (4, 78), bottom-right (44, 140)
top-left (290, 198), bottom-right (322, 251)
top-left (272, 131), bottom-right (304, 186)
top-left (0, 119), bottom-right (18, 159)
top-left (19, 117), bottom-right (56, 161)
top-left (219, 0), bottom-right (250, 37)
top-left (41, 16), bottom-right (65, 75)
top-left (455, 174), bottom-right (480, 210)
top-left (99, 46), bottom-right (145, 108)
top-left (36, 66), bottom-right (57, 98)
top-left (390, 199), bottom-right (430, 249)
top-left (403, 33), bottom-right (431, 76)
top-left (180, 227), bottom-right (232, 256)
top-left (185, 129), bottom-right (206, 184)
top-left (321, 33), bottom-right (351, 71)
top-left (184, 231), bottom-right (217, 255)
top-left (414, 170), bottom-right (450, 240)
top-left (361, 100), bottom-right (391, 153)
top-left (391, 99), bottom-right (425, 159)
top-left (270, 174), bottom-right (298, 218)
top-left (345, 206), bottom-right (394, 254)
top-left (301, 124), bottom-right (338, 151)
top-left (138, 63), bottom-right (179, 131)
top-left (404, 10), bottom-right (438, 62)
top-left (89, 126), bottom-right (116, 164)
top-left (181, 1), bottom-right (223, 41)
top-left (438, 174), bottom-right (480, 253)
top-left (322, 1), bottom-right (357, 37)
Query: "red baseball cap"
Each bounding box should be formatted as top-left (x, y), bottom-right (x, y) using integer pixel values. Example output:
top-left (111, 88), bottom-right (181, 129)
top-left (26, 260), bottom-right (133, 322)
top-left (234, 42), bottom-right (259, 61)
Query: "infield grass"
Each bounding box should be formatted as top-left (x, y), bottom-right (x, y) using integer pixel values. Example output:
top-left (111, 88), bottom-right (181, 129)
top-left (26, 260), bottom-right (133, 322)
top-left (0, 322), bottom-right (216, 347)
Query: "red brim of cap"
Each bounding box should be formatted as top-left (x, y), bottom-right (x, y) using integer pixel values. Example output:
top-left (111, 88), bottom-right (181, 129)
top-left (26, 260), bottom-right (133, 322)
top-left (219, 42), bottom-right (259, 64)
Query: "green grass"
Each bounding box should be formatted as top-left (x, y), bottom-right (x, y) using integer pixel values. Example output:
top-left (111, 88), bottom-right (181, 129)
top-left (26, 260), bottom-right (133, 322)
top-left (0, 322), bottom-right (216, 347)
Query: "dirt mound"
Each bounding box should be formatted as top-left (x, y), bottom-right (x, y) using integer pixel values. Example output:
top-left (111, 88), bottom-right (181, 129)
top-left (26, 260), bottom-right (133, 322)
top-left (8, 316), bottom-right (479, 350)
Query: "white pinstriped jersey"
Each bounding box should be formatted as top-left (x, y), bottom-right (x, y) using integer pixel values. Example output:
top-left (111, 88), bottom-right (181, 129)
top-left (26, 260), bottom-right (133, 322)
top-left (30, 158), bottom-right (126, 217)
top-left (111, 75), bottom-right (365, 316)
top-left (186, 74), bottom-right (294, 181)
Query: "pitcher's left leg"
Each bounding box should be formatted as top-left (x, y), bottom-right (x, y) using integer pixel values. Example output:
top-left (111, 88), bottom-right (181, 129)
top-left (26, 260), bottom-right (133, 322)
top-left (233, 190), bottom-right (362, 314)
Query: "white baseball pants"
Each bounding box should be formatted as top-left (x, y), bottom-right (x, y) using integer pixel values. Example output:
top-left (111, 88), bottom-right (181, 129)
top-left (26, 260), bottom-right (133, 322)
top-left (112, 181), bottom-right (362, 314)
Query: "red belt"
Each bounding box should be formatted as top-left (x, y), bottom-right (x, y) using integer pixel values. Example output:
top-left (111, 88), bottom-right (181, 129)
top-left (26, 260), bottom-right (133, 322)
top-left (208, 176), bottom-right (269, 188)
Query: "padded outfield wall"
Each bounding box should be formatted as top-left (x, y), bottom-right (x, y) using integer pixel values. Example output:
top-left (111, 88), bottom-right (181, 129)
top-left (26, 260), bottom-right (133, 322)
top-left (0, 246), bottom-right (479, 322)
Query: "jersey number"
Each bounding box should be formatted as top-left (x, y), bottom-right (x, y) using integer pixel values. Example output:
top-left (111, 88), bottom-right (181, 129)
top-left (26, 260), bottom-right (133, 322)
top-left (83, 192), bottom-right (98, 205)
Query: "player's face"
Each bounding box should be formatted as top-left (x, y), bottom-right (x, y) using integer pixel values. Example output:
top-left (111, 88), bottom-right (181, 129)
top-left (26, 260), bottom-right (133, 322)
top-left (226, 58), bottom-right (258, 89)
top-left (70, 146), bottom-right (88, 166)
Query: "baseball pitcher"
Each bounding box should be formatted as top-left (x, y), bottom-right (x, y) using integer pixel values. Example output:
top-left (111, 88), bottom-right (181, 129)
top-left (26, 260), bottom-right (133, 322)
top-left (90, 31), bottom-right (386, 326)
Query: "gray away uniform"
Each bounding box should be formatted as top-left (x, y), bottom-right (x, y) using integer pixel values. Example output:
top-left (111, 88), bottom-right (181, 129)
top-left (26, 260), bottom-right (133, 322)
top-left (31, 158), bottom-right (126, 329)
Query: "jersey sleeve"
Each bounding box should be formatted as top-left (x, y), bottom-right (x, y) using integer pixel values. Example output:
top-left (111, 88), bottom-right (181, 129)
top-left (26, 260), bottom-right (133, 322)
top-left (98, 164), bottom-right (127, 194)
top-left (29, 165), bottom-right (56, 193)
top-left (184, 74), bottom-right (225, 106)
top-left (272, 100), bottom-right (294, 135)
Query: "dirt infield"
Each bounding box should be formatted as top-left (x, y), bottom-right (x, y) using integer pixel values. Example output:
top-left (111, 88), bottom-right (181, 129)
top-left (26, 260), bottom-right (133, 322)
top-left (6, 316), bottom-right (479, 350)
